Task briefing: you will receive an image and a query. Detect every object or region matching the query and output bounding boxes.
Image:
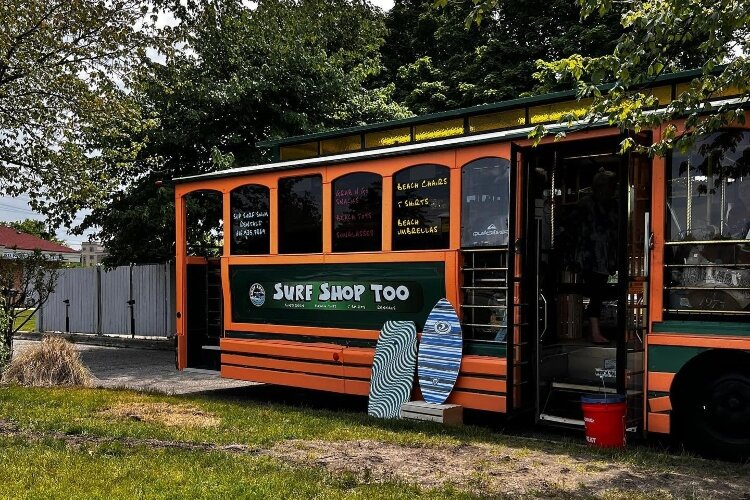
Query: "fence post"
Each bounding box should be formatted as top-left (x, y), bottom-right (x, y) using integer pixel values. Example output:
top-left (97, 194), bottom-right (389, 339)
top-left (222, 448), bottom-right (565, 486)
top-left (129, 263), bottom-right (135, 338)
top-left (37, 299), bottom-right (43, 333)
top-left (96, 266), bottom-right (102, 335)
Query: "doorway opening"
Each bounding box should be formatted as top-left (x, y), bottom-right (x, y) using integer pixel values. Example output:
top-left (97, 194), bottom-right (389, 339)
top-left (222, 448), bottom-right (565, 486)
top-left (523, 136), bottom-right (649, 429)
top-left (184, 189), bottom-right (224, 370)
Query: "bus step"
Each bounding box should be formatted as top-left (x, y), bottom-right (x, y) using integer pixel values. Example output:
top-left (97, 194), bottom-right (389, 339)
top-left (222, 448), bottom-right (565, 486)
top-left (539, 413), bottom-right (584, 426)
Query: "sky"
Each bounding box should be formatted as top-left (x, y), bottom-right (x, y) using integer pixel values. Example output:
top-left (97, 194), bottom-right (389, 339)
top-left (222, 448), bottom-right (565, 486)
top-left (0, 0), bottom-right (394, 250)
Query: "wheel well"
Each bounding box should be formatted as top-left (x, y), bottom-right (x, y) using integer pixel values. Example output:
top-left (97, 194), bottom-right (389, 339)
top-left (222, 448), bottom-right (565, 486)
top-left (670, 349), bottom-right (750, 411)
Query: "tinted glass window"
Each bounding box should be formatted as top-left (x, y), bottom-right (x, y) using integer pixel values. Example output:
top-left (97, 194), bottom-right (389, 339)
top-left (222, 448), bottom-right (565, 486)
top-left (332, 172), bottom-right (382, 252)
top-left (185, 190), bottom-right (223, 257)
top-left (461, 157), bottom-right (511, 247)
top-left (392, 164), bottom-right (450, 250)
top-left (278, 175), bottom-right (323, 253)
top-left (230, 184), bottom-right (270, 254)
top-left (664, 130), bottom-right (750, 317)
top-left (668, 130), bottom-right (750, 241)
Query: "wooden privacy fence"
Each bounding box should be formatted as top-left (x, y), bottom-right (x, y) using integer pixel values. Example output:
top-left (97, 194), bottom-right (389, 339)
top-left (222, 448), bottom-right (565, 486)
top-left (38, 263), bottom-right (176, 338)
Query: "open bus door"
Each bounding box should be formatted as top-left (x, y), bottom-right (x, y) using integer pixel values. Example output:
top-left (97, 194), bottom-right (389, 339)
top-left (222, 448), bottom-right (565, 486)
top-left (507, 142), bottom-right (535, 416)
top-left (518, 135), bottom-right (650, 429)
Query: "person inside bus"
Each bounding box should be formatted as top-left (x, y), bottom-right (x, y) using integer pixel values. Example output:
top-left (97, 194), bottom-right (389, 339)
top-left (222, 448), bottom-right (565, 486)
top-left (574, 169), bottom-right (619, 344)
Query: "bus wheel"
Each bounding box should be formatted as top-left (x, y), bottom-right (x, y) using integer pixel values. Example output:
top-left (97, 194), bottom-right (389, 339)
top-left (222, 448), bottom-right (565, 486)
top-left (681, 369), bottom-right (750, 460)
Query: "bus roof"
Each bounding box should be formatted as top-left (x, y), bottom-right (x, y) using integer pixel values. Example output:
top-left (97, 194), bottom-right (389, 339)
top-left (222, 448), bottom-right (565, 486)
top-left (174, 69), bottom-right (745, 184)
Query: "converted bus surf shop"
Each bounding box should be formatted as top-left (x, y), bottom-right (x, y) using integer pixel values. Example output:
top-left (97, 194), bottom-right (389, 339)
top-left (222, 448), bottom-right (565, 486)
top-left (174, 70), bottom-right (750, 456)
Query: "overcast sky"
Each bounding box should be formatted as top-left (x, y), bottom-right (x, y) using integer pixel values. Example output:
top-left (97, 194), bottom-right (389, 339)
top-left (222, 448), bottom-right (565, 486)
top-left (372, 0), bottom-right (394, 9)
top-left (0, 0), bottom-right (394, 249)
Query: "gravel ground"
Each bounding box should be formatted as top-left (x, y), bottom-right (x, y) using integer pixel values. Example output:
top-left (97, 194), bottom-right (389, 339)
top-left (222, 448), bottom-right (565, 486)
top-left (11, 339), bottom-right (255, 395)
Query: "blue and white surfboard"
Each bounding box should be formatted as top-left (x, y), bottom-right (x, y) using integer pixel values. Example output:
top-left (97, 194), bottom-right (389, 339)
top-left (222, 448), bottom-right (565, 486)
top-left (368, 320), bottom-right (418, 419)
top-left (418, 298), bottom-right (463, 404)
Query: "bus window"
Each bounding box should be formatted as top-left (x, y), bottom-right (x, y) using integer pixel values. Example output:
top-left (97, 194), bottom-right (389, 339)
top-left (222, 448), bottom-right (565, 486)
top-left (461, 157), bottom-right (511, 248)
top-left (665, 129), bottom-right (750, 316)
top-left (332, 172), bottom-right (382, 252)
top-left (278, 174), bottom-right (323, 254)
top-left (392, 164), bottom-right (450, 251)
top-left (185, 189), bottom-right (223, 257)
top-left (230, 184), bottom-right (270, 255)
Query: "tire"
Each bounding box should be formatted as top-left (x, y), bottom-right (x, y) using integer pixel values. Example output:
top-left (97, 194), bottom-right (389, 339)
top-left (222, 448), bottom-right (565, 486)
top-left (678, 368), bottom-right (750, 460)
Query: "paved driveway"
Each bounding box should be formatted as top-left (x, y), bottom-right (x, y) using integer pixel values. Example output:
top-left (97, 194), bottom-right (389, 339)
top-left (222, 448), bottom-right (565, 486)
top-left (12, 339), bottom-right (254, 395)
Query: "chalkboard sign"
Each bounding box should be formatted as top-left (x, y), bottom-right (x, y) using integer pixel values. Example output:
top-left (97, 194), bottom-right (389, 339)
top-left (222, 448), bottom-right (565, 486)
top-left (461, 157), bottom-right (511, 248)
top-left (230, 184), bottom-right (270, 254)
top-left (333, 172), bottom-right (382, 252)
top-left (393, 164), bottom-right (450, 250)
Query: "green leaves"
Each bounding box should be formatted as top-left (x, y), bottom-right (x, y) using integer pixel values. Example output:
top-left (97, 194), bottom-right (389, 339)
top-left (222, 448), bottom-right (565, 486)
top-left (85, 0), bottom-right (411, 266)
top-left (0, 0), bottom-right (165, 228)
top-left (526, 0), bottom-right (750, 156)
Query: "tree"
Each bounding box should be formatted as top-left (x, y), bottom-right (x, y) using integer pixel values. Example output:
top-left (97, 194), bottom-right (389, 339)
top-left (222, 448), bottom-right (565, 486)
top-left (381, 0), bottom-right (623, 114)
top-left (0, 251), bottom-right (60, 367)
top-left (460, 0), bottom-right (750, 154)
top-left (1, 219), bottom-right (61, 244)
top-left (82, 0), bottom-right (411, 266)
top-left (0, 1), bottom-right (164, 228)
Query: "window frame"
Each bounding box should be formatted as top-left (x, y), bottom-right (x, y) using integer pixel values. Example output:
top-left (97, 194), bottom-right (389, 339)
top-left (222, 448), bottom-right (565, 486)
top-left (330, 171), bottom-right (384, 253)
top-left (391, 163), bottom-right (452, 252)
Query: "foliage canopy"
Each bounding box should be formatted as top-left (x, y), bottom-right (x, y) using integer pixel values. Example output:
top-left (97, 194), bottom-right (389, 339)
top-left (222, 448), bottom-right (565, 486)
top-left (455, 0), bottom-right (750, 154)
top-left (0, 1), bottom-right (164, 227)
top-left (83, 0), bottom-right (411, 266)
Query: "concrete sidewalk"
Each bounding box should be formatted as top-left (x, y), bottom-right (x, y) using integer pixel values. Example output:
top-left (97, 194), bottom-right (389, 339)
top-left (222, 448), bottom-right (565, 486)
top-left (12, 339), bottom-right (255, 395)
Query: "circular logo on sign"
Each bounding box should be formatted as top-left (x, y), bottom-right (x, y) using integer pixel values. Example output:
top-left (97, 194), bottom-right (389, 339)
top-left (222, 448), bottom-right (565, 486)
top-left (434, 320), bottom-right (451, 334)
top-left (249, 283), bottom-right (265, 307)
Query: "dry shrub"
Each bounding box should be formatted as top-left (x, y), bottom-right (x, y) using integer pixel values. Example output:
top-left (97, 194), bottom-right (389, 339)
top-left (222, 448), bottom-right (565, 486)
top-left (2, 336), bottom-right (92, 387)
top-left (99, 402), bottom-right (220, 428)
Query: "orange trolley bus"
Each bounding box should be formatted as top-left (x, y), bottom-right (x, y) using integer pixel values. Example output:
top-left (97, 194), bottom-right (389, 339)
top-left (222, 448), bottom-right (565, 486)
top-left (174, 70), bottom-right (750, 457)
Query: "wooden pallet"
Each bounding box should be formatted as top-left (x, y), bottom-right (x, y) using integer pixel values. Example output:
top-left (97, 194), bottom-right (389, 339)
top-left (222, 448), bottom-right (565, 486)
top-left (400, 401), bottom-right (463, 426)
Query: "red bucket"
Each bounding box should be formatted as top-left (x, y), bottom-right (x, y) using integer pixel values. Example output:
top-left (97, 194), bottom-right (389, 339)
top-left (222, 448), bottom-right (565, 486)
top-left (581, 394), bottom-right (626, 448)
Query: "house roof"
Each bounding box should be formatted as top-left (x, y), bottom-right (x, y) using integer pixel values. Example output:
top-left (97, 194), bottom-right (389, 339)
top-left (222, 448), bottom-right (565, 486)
top-left (0, 226), bottom-right (76, 253)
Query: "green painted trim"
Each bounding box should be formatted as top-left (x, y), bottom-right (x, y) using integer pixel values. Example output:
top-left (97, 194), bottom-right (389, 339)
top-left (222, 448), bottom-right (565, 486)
top-left (652, 320), bottom-right (750, 336)
top-left (463, 340), bottom-right (506, 357)
top-left (258, 69), bottom-right (709, 148)
top-left (648, 345), bottom-right (706, 373)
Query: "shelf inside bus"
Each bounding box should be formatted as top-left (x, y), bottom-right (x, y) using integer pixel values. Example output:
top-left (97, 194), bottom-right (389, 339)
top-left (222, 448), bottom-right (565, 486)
top-left (550, 381), bottom-right (641, 396)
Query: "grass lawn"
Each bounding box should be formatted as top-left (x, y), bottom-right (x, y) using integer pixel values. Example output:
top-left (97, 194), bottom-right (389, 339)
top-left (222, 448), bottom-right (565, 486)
top-left (12, 308), bottom-right (35, 332)
top-left (0, 385), bottom-right (748, 499)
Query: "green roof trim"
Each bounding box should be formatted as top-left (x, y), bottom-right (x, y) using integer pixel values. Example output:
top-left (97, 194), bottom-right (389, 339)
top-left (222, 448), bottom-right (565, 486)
top-left (258, 69), bottom-right (707, 148)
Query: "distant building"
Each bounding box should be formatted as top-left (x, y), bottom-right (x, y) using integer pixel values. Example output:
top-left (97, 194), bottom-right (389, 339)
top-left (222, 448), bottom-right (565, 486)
top-left (80, 240), bottom-right (107, 267)
top-left (0, 226), bottom-right (79, 264)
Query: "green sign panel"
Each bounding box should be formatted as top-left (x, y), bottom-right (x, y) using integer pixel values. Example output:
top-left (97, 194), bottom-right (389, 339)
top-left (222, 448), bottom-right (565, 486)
top-left (229, 262), bottom-right (446, 330)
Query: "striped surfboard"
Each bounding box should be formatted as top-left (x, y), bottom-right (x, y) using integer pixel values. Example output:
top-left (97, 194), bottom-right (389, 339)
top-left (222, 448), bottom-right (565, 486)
top-left (368, 321), bottom-right (418, 419)
top-left (418, 298), bottom-right (463, 404)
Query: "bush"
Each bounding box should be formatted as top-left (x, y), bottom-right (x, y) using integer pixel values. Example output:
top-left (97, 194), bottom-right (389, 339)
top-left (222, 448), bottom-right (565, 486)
top-left (2, 336), bottom-right (92, 387)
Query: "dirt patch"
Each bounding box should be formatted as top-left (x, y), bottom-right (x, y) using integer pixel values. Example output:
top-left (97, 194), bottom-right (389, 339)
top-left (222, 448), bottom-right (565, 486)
top-left (98, 403), bottom-right (220, 428)
top-left (267, 439), bottom-right (750, 498)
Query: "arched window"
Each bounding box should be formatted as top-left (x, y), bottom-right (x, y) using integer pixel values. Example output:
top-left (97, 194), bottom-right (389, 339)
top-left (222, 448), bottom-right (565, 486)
top-left (230, 184), bottom-right (270, 255)
top-left (392, 164), bottom-right (450, 251)
top-left (278, 175), bottom-right (323, 254)
top-left (461, 157), bottom-right (511, 248)
top-left (332, 172), bottom-right (382, 252)
top-left (185, 189), bottom-right (223, 257)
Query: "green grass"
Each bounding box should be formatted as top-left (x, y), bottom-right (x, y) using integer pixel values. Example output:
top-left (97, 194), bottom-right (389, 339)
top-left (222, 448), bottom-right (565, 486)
top-left (0, 436), bottom-right (468, 499)
top-left (0, 386), bottom-right (713, 465)
top-left (0, 386), bottom-right (747, 498)
top-left (12, 308), bottom-right (35, 332)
